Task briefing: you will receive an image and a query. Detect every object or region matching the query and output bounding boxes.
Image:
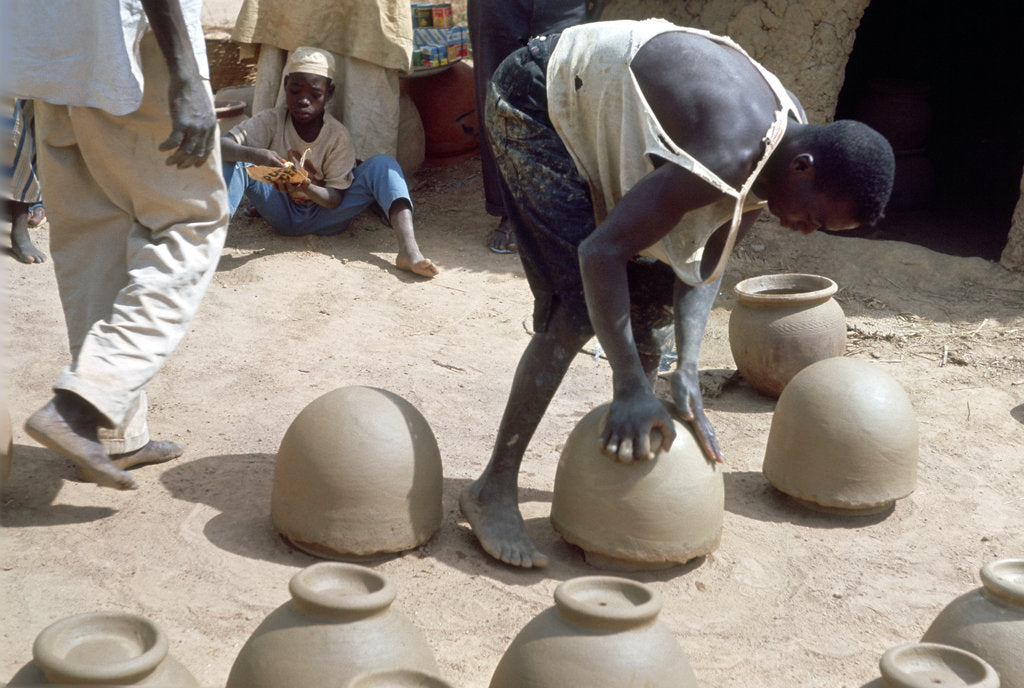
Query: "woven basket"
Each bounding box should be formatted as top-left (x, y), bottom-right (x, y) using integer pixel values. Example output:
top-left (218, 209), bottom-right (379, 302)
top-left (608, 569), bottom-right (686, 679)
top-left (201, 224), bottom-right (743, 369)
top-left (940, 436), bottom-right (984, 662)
top-left (206, 38), bottom-right (259, 91)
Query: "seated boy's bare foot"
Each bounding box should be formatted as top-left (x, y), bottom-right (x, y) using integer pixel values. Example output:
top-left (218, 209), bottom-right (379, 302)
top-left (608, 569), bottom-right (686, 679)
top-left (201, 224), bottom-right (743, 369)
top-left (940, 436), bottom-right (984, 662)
top-left (397, 252), bottom-right (439, 278)
top-left (25, 398), bottom-right (137, 490)
top-left (459, 481), bottom-right (549, 568)
top-left (73, 440), bottom-right (183, 481)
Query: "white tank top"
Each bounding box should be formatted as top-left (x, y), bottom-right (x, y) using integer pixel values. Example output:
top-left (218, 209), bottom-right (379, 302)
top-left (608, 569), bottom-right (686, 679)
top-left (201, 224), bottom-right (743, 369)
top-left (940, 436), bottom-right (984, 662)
top-left (546, 19), bottom-right (806, 285)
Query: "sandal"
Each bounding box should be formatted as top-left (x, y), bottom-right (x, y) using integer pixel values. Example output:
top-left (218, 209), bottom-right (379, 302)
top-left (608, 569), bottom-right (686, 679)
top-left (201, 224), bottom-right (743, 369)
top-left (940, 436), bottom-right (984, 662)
top-left (487, 223), bottom-right (517, 254)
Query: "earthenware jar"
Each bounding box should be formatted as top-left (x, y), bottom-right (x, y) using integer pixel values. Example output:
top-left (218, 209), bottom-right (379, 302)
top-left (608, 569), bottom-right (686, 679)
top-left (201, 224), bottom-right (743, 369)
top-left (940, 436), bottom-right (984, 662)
top-left (762, 357), bottom-right (918, 514)
top-left (272, 386), bottom-right (442, 559)
top-left (729, 273), bottom-right (846, 397)
top-left (550, 402), bottom-right (723, 571)
top-left (7, 611), bottom-right (199, 686)
top-left (860, 642), bottom-right (999, 688)
top-left (489, 576), bottom-right (698, 688)
top-left (921, 558), bottom-right (1024, 687)
top-left (225, 562), bottom-right (438, 688)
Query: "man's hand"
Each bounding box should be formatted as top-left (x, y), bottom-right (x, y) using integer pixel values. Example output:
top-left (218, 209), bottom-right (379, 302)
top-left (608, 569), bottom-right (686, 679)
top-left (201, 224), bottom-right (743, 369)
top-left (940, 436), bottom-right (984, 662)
top-left (600, 389), bottom-right (677, 463)
top-left (668, 362), bottom-right (723, 463)
top-left (159, 77), bottom-right (217, 168)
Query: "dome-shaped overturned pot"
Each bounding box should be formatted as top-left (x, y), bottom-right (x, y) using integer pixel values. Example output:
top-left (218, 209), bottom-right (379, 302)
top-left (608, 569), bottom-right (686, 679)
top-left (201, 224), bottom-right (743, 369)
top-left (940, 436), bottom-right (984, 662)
top-left (762, 357), bottom-right (918, 514)
top-left (8, 611), bottom-right (199, 686)
top-left (922, 558), bottom-right (1024, 687)
top-left (550, 402), bottom-right (723, 571)
top-left (729, 272), bottom-right (846, 397)
top-left (489, 576), bottom-right (698, 687)
top-left (272, 386), bottom-right (443, 559)
top-left (225, 562), bottom-right (438, 688)
top-left (860, 642), bottom-right (1000, 688)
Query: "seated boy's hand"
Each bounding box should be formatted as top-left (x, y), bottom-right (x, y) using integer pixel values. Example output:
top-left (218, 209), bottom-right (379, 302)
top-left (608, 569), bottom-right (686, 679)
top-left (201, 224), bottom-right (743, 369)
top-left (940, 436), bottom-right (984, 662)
top-left (251, 148), bottom-right (289, 168)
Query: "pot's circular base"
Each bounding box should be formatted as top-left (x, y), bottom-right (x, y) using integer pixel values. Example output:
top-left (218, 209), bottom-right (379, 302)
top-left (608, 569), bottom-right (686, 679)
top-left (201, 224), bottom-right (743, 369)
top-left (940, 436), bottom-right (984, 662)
top-left (278, 533), bottom-right (405, 563)
top-left (582, 549), bottom-right (688, 572)
top-left (784, 492), bottom-right (897, 517)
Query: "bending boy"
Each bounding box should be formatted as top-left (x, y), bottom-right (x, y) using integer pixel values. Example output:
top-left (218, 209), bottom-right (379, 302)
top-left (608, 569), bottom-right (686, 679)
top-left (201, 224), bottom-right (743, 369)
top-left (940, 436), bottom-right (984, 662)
top-left (461, 20), bottom-right (895, 568)
top-left (220, 47), bottom-right (438, 278)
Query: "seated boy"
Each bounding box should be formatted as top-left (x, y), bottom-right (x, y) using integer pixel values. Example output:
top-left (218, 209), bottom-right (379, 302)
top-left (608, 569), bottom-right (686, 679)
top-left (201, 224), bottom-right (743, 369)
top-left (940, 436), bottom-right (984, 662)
top-left (220, 46), bottom-right (438, 278)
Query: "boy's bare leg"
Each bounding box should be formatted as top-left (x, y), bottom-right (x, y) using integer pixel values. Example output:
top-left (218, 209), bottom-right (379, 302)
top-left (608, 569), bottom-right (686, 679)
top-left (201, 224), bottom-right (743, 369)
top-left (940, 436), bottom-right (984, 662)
top-left (460, 309), bottom-right (591, 568)
top-left (25, 391), bottom-right (137, 490)
top-left (389, 200), bottom-right (439, 278)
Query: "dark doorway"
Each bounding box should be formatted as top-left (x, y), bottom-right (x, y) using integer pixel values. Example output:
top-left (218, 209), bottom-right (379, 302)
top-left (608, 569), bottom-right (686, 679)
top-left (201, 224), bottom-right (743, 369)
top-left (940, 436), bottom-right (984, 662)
top-left (832, 0), bottom-right (1024, 260)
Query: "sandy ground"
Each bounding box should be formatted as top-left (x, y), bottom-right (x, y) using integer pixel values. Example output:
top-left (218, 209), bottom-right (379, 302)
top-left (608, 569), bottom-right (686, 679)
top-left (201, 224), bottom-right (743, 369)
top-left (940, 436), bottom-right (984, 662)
top-left (3, 154), bottom-right (1024, 687)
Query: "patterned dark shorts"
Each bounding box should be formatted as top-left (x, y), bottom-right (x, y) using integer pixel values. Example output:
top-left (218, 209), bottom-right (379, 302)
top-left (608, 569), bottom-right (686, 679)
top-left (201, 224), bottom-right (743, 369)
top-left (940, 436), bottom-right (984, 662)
top-left (486, 33), bottom-right (676, 339)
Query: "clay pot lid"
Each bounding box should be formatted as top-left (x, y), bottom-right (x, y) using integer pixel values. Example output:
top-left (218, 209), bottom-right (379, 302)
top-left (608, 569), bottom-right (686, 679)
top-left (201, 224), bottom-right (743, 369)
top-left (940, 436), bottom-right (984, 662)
top-left (734, 273), bottom-right (838, 305)
top-left (553, 576), bottom-right (662, 630)
top-left (289, 562), bottom-right (396, 617)
top-left (980, 558), bottom-right (1024, 608)
top-left (32, 611), bottom-right (168, 685)
top-left (879, 642), bottom-right (999, 688)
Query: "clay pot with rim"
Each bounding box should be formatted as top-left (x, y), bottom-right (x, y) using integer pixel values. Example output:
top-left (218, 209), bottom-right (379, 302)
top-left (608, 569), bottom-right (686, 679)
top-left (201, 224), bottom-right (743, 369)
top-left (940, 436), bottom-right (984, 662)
top-left (488, 576), bottom-right (698, 688)
top-left (728, 273), bottom-right (847, 398)
top-left (225, 562), bottom-right (438, 688)
top-left (8, 611), bottom-right (199, 686)
top-left (921, 558), bottom-right (1024, 687)
top-left (762, 357), bottom-right (918, 514)
top-left (860, 642), bottom-right (999, 688)
top-left (271, 385), bottom-right (443, 560)
top-left (550, 401), bottom-right (723, 571)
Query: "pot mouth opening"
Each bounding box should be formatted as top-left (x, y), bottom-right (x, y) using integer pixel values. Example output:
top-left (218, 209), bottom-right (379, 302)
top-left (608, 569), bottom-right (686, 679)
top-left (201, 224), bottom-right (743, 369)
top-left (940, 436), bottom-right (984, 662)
top-left (734, 273), bottom-right (838, 303)
top-left (33, 611), bottom-right (167, 684)
top-left (553, 576), bottom-right (662, 629)
top-left (879, 642), bottom-right (998, 688)
top-left (980, 558), bottom-right (1024, 607)
top-left (289, 562), bottom-right (396, 616)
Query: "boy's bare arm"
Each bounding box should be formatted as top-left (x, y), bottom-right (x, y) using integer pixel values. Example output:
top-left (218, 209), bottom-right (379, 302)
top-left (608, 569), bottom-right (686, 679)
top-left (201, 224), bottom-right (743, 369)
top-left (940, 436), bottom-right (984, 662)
top-left (220, 136), bottom-right (287, 167)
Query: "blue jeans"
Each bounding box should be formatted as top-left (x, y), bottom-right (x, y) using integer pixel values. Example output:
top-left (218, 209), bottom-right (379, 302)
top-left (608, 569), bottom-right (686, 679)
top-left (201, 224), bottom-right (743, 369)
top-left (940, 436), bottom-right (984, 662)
top-left (223, 154), bottom-right (412, 236)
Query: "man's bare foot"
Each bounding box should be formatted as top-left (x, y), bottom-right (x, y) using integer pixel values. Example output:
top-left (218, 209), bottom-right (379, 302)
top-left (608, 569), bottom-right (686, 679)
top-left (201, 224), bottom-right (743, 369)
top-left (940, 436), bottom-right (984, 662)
top-left (11, 224), bottom-right (46, 264)
top-left (26, 204), bottom-right (46, 227)
top-left (72, 440), bottom-right (183, 481)
top-left (25, 397), bottom-right (137, 490)
top-left (397, 251), bottom-right (439, 278)
top-left (487, 217), bottom-right (517, 254)
top-left (459, 480), bottom-right (549, 568)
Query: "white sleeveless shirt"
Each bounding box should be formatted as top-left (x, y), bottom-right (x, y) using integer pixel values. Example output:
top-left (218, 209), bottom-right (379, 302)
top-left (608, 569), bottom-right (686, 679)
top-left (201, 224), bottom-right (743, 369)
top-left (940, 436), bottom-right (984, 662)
top-left (546, 19), bottom-right (806, 285)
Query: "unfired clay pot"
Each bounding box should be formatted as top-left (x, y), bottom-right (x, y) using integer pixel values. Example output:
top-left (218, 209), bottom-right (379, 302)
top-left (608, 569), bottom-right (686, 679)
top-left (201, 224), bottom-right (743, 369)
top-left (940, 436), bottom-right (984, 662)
top-left (8, 611), bottom-right (199, 686)
top-left (729, 273), bottom-right (846, 397)
top-left (488, 576), bottom-right (698, 688)
top-left (272, 386), bottom-right (442, 559)
top-left (860, 642), bottom-right (1000, 688)
top-left (550, 402), bottom-right (723, 571)
top-left (762, 357), bottom-right (918, 514)
top-left (921, 558), bottom-right (1024, 687)
top-left (225, 562), bottom-right (438, 688)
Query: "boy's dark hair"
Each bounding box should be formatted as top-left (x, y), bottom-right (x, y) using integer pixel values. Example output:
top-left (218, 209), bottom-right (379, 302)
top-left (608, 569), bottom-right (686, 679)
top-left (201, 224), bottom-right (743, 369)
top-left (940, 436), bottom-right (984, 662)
top-left (808, 119), bottom-right (895, 226)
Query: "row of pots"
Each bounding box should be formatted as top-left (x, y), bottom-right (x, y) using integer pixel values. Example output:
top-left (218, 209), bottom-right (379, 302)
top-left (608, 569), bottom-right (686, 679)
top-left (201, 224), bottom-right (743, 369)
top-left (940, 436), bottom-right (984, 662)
top-left (9, 558), bottom-right (1023, 687)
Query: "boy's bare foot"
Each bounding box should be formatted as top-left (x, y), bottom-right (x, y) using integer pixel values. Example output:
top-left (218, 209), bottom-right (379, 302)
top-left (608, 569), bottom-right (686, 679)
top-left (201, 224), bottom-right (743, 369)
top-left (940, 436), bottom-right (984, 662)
top-left (459, 480), bottom-right (549, 568)
top-left (72, 440), bottom-right (183, 481)
top-left (397, 251), bottom-right (439, 278)
top-left (25, 396), bottom-right (137, 490)
top-left (26, 204), bottom-right (46, 227)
